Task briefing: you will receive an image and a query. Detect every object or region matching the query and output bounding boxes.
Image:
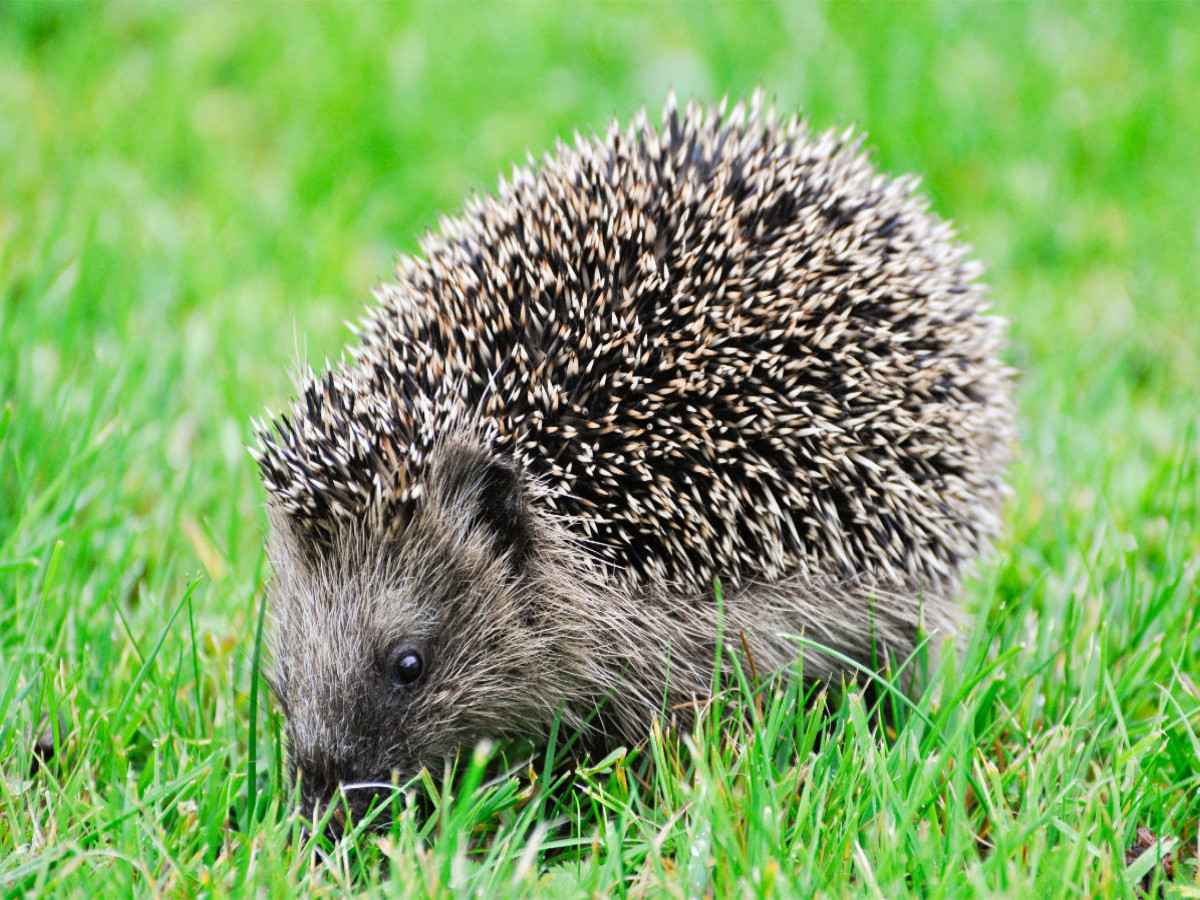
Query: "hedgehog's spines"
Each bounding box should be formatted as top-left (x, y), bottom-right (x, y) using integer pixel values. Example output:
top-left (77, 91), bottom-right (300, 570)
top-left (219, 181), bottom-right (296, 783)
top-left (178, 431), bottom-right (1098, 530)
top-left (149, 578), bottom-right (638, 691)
top-left (256, 91), bottom-right (1012, 595)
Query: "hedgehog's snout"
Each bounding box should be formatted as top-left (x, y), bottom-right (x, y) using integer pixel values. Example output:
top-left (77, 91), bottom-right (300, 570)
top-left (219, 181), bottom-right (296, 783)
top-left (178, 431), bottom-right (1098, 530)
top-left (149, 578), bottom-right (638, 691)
top-left (294, 750), bottom-right (407, 837)
top-left (301, 785), bottom-right (401, 840)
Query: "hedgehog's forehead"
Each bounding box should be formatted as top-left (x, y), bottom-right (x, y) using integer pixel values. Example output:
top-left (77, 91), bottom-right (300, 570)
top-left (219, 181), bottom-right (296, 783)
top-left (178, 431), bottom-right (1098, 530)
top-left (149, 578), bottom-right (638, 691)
top-left (266, 510), bottom-right (449, 651)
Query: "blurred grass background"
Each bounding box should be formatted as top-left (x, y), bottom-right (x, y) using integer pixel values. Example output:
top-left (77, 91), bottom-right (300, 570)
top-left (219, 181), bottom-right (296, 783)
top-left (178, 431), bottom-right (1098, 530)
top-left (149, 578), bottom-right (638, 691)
top-left (1, 2), bottom-right (1197, 896)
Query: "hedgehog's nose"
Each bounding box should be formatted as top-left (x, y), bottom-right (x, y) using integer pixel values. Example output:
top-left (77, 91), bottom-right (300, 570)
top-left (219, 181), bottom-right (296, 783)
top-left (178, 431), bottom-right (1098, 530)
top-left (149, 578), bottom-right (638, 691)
top-left (295, 767), bottom-right (340, 833)
top-left (297, 767), bottom-right (400, 839)
top-left (337, 782), bottom-right (401, 829)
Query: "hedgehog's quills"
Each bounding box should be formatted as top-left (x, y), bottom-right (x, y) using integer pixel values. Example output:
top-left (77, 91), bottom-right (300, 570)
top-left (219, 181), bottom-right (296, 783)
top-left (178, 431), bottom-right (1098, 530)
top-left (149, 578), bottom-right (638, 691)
top-left (253, 91), bottom-right (1014, 828)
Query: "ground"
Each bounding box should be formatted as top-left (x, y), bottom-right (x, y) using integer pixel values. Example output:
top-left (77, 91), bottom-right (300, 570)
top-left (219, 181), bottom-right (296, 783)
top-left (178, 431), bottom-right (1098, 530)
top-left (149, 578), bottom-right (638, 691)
top-left (1, 3), bottom-right (1197, 897)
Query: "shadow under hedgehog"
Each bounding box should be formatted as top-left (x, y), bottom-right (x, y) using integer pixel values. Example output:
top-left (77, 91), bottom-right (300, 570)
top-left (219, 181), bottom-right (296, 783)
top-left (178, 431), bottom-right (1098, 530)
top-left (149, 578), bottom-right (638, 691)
top-left (253, 90), bottom-right (1014, 831)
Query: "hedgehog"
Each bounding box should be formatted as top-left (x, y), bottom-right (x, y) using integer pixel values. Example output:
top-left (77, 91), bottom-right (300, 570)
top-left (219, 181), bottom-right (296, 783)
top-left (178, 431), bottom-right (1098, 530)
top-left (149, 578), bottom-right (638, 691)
top-left (253, 91), bottom-right (1013, 829)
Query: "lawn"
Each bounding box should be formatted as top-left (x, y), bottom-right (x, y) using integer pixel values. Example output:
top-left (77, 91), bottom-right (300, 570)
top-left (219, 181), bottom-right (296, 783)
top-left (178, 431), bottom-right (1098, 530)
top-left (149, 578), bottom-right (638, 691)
top-left (1, 3), bottom-right (1197, 897)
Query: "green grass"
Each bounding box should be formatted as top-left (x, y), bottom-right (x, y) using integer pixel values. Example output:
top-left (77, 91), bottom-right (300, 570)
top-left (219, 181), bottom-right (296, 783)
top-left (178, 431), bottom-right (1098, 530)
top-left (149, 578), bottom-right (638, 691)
top-left (2, 3), bottom-right (1198, 896)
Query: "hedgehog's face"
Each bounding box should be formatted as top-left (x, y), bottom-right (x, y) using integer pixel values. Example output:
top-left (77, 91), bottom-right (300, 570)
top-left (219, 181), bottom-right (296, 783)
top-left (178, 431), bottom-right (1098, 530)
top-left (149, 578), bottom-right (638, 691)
top-left (264, 442), bottom-right (565, 834)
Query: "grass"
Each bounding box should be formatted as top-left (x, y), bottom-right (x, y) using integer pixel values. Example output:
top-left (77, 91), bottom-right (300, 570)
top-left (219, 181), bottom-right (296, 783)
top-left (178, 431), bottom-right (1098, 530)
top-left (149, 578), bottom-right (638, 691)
top-left (1, 2), bottom-right (1198, 896)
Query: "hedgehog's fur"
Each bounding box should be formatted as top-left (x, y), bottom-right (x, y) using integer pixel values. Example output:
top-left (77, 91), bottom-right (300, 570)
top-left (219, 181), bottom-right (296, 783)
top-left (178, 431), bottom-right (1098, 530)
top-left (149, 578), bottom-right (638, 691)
top-left (254, 92), bottom-right (1013, 825)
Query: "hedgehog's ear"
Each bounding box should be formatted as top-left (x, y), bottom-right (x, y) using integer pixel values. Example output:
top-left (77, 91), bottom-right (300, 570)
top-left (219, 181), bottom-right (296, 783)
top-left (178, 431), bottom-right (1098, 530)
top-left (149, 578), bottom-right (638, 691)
top-left (465, 454), bottom-right (533, 564)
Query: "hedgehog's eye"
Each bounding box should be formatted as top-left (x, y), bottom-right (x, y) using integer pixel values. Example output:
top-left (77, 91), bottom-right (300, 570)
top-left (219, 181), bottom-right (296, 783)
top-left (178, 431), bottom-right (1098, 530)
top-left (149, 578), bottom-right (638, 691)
top-left (391, 649), bottom-right (424, 688)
